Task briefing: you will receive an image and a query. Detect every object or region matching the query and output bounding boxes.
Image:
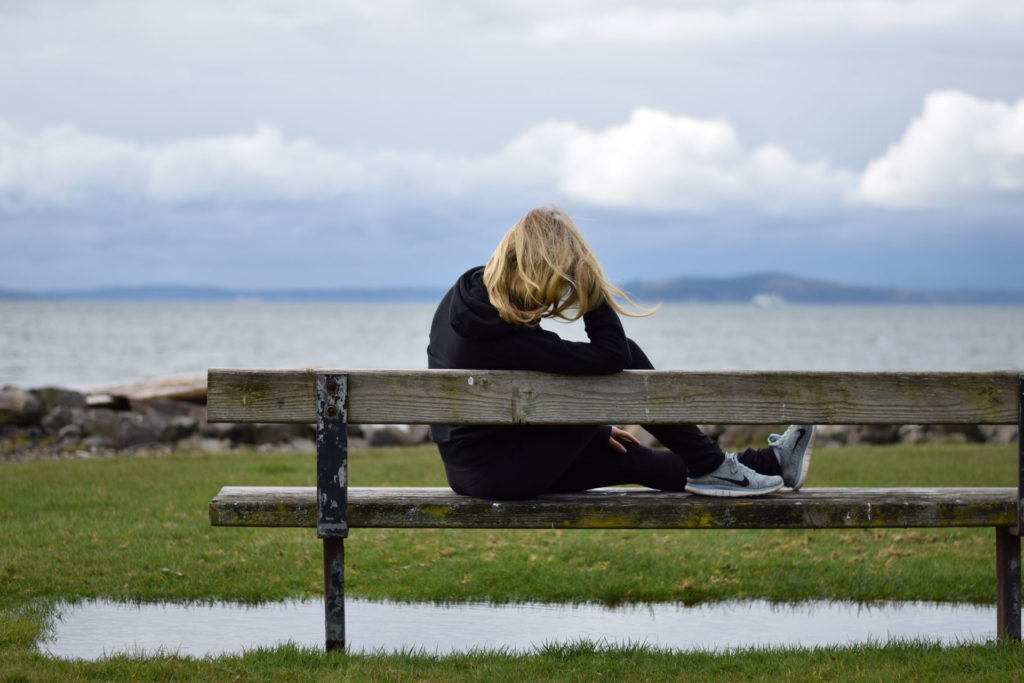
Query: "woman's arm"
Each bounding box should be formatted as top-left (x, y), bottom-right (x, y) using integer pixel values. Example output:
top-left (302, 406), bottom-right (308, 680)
top-left (514, 299), bottom-right (632, 374)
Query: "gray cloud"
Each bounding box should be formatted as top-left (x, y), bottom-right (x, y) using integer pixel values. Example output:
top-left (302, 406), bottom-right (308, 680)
top-left (532, 1), bottom-right (1024, 44)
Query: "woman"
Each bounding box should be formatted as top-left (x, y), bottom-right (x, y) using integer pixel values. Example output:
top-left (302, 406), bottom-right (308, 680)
top-left (427, 206), bottom-right (813, 501)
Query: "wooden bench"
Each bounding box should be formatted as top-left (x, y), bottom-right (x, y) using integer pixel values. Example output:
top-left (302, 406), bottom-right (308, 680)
top-left (207, 369), bottom-right (1023, 651)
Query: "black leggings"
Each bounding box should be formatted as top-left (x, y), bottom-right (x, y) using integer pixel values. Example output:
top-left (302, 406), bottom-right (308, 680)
top-left (547, 430), bottom-right (688, 493)
top-left (440, 338), bottom-right (781, 500)
top-left (622, 339), bottom-right (779, 476)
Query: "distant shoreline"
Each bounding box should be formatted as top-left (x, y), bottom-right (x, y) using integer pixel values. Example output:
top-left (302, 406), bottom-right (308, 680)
top-left (3, 272), bottom-right (1024, 305)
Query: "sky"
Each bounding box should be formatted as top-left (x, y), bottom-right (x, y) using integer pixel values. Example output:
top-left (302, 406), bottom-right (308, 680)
top-left (1, 0), bottom-right (1023, 293)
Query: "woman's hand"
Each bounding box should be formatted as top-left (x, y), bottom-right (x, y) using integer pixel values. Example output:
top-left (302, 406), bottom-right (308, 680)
top-left (608, 426), bottom-right (641, 454)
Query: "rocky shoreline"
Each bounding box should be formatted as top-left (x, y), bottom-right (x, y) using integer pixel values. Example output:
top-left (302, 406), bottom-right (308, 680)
top-left (1, 382), bottom-right (1017, 462)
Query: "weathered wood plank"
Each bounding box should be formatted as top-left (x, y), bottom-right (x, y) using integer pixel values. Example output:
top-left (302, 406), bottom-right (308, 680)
top-left (80, 372), bottom-right (208, 405)
top-left (210, 486), bottom-right (1017, 530)
top-left (206, 369), bottom-right (1020, 425)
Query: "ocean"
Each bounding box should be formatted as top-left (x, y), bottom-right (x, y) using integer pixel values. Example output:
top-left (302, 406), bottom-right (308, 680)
top-left (1, 301), bottom-right (1022, 389)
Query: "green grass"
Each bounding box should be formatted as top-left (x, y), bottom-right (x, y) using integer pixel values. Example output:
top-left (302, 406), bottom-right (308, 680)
top-left (1, 442), bottom-right (1022, 679)
top-left (6, 640), bottom-right (1024, 682)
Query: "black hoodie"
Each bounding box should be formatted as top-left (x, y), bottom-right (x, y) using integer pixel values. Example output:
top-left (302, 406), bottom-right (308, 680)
top-left (427, 266), bottom-right (633, 374)
top-left (426, 266), bottom-right (631, 478)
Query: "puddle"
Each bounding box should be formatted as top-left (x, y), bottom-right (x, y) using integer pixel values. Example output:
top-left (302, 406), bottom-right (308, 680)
top-left (40, 598), bottom-right (996, 659)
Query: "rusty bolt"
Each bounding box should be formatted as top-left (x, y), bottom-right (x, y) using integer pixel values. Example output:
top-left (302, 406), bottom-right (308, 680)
top-left (325, 405), bottom-right (338, 418)
top-left (325, 378), bottom-right (338, 395)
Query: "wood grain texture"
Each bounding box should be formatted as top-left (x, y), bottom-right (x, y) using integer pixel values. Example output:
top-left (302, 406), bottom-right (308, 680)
top-left (207, 369), bottom-right (1020, 425)
top-left (210, 486), bottom-right (1017, 530)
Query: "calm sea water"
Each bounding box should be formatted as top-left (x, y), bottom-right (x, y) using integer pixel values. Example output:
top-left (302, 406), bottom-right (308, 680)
top-left (1, 301), bottom-right (1022, 388)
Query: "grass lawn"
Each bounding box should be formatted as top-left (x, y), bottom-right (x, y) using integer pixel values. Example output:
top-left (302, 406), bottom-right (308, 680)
top-left (2, 441), bottom-right (1022, 680)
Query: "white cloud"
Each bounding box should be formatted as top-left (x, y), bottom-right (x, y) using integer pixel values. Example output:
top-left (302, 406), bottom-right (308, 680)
top-left (0, 112), bottom-right (852, 213)
top-left (532, 0), bottom-right (1022, 44)
top-left (509, 108), bottom-right (852, 211)
top-left (2, 92), bottom-right (1023, 215)
top-left (0, 122), bottom-right (423, 208)
top-left (857, 91), bottom-right (1024, 208)
top-left (0, 122), bottom-right (148, 206)
top-left (147, 125), bottom-right (367, 203)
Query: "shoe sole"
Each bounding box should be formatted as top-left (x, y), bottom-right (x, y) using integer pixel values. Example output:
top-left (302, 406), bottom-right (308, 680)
top-left (789, 429), bottom-right (815, 491)
top-left (684, 482), bottom-right (784, 497)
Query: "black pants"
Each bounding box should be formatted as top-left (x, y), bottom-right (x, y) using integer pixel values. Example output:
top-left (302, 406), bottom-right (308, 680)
top-left (439, 338), bottom-right (780, 500)
top-left (547, 339), bottom-right (780, 492)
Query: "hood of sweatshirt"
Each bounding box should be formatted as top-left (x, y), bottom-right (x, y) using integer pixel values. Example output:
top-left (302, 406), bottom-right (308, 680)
top-left (448, 267), bottom-right (517, 340)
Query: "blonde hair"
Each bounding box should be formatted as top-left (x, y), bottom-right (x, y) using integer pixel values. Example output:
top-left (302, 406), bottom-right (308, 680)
top-left (482, 206), bottom-right (656, 326)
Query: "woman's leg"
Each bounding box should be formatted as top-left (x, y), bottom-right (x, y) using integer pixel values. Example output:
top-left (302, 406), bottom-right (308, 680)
top-left (625, 338), bottom-right (781, 477)
top-left (440, 425), bottom-right (687, 499)
top-left (546, 431), bottom-right (687, 493)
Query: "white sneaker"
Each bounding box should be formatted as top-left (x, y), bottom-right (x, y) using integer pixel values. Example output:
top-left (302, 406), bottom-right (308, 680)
top-left (684, 452), bottom-right (784, 497)
top-left (769, 425), bottom-right (815, 490)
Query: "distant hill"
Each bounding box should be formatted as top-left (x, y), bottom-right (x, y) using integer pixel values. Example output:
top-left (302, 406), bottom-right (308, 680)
top-left (0, 288), bottom-right (46, 301)
top-left (0, 285), bottom-right (445, 302)
top-left (620, 272), bottom-right (1024, 305)
top-left (2, 274), bottom-right (1023, 304)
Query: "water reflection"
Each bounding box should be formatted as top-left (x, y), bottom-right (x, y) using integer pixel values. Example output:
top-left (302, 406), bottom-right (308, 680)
top-left (41, 598), bottom-right (995, 659)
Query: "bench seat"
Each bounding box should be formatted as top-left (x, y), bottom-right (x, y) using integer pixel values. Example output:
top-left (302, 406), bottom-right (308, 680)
top-left (211, 486), bottom-right (1017, 530)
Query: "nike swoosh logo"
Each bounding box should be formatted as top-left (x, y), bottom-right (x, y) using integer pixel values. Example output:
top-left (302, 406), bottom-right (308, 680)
top-left (712, 475), bottom-right (749, 486)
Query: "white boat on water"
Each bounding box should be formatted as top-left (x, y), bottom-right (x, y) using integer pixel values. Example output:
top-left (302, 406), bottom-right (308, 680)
top-left (751, 292), bottom-right (786, 307)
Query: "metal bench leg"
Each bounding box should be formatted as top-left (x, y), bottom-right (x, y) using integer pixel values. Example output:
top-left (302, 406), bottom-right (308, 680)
top-left (317, 373), bottom-right (349, 652)
top-left (997, 528), bottom-right (1021, 641)
top-left (324, 537), bottom-right (345, 651)
top-left (1005, 374), bottom-right (1024, 641)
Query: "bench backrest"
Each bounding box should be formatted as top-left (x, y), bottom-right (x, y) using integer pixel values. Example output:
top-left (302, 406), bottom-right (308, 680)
top-left (207, 369), bottom-right (1020, 425)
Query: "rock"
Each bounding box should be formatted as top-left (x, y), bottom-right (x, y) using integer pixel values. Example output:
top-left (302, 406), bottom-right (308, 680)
top-left (80, 409), bottom-right (163, 449)
top-left (175, 435), bottom-right (225, 452)
top-left (936, 424), bottom-right (987, 443)
top-left (847, 425), bottom-right (901, 445)
top-left (56, 423), bottom-right (83, 445)
top-left (115, 412), bottom-right (164, 449)
top-left (896, 425), bottom-right (929, 445)
top-left (41, 406), bottom-right (84, 435)
top-left (0, 387), bottom-right (45, 426)
top-left (895, 424), bottom-right (987, 445)
top-left (366, 425), bottom-right (429, 447)
top-left (366, 426), bottom-right (406, 447)
top-left (79, 409), bottom-right (123, 442)
top-left (129, 397), bottom-right (203, 420)
top-left (126, 398), bottom-right (203, 443)
top-left (31, 387), bottom-right (88, 413)
top-left (247, 423), bottom-right (312, 445)
top-left (938, 431), bottom-right (968, 444)
top-left (160, 416), bottom-right (199, 442)
top-left (289, 437), bottom-right (316, 452)
top-left (213, 422), bottom-right (311, 445)
top-left (978, 425), bottom-right (1018, 444)
top-left (815, 425), bottom-right (850, 448)
top-left (199, 421), bottom-right (236, 439)
top-left (199, 437), bottom-right (232, 453)
top-left (81, 435), bottom-right (114, 451)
